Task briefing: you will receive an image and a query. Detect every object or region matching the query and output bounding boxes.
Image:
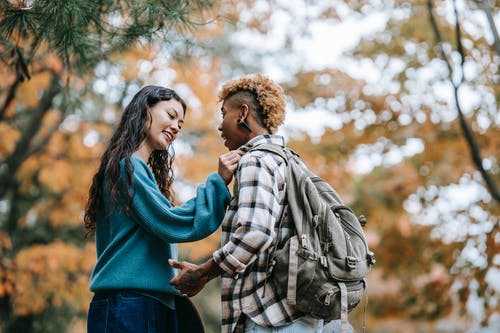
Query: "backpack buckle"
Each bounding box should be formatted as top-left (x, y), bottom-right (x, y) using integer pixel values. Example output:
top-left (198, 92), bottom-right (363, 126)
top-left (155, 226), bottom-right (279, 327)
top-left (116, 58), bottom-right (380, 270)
top-left (301, 234), bottom-right (308, 249)
top-left (324, 290), bottom-right (334, 306)
top-left (313, 215), bottom-right (320, 228)
top-left (320, 255), bottom-right (328, 268)
top-left (366, 251), bottom-right (376, 265)
top-left (358, 215), bottom-right (367, 227)
top-left (345, 256), bottom-right (357, 270)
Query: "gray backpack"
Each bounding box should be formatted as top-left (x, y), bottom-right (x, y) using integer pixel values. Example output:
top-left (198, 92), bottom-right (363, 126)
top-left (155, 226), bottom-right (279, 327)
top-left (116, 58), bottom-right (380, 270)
top-left (252, 144), bottom-right (375, 332)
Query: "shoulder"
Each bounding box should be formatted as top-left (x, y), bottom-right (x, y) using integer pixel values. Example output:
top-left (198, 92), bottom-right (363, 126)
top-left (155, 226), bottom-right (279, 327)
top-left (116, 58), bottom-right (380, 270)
top-left (239, 146), bottom-right (287, 178)
top-left (119, 155), bottom-right (154, 180)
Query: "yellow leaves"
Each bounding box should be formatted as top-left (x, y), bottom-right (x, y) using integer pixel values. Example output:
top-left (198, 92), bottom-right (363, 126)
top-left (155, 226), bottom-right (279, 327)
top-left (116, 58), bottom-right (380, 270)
top-left (36, 109), bottom-right (62, 140)
top-left (284, 69), bottom-right (364, 108)
top-left (0, 232), bottom-right (15, 298)
top-left (44, 131), bottom-right (67, 155)
top-left (48, 194), bottom-right (84, 227)
top-left (19, 193), bottom-right (84, 228)
top-left (16, 154), bottom-right (41, 195)
top-left (0, 122), bottom-right (20, 157)
top-left (17, 71), bottom-right (52, 108)
top-left (38, 159), bottom-right (72, 193)
top-left (12, 242), bottom-right (95, 316)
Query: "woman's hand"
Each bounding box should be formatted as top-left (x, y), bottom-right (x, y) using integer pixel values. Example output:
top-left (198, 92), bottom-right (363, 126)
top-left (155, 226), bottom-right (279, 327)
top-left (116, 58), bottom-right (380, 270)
top-left (218, 150), bottom-right (244, 185)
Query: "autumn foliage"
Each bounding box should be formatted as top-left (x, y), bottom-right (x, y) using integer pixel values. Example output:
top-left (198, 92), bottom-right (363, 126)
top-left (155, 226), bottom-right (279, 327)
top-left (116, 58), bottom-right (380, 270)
top-left (0, 1), bottom-right (498, 333)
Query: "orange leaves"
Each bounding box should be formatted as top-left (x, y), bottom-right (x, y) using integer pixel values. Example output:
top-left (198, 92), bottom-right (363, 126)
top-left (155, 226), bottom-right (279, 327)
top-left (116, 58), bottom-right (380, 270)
top-left (0, 122), bottom-right (21, 156)
top-left (12, 242), bottom-right (95, 316)
top-left (16, 71), bottom-right (53, 108)
top-left (36, 109), bottom-right (62, 141)
top-left (38, 159), bottom-right (72, 193)
top-left (171, 57), bottom-right (222, 122)
top-left (0, 232), bottom-right (15, 298)
top-left (47, 193), bottom-right (85, 227)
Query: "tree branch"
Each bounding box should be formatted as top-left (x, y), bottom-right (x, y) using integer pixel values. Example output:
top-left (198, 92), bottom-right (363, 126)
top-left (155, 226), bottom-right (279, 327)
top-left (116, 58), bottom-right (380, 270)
top-left (0, 78), bottom-right (20, 121)
top-left (0, 72), bottom-right (61, 199)
top-left (474, 0), bottom-right (500, 59)
top-left (427, 0), bottom-right (500, 202)
top-left (26, 114), bottom-right (65, 157)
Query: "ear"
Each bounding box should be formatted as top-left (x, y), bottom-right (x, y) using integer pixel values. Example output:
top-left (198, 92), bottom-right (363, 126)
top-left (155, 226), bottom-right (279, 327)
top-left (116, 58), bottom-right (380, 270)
top-left (238, 104), bottom-right (250, 120)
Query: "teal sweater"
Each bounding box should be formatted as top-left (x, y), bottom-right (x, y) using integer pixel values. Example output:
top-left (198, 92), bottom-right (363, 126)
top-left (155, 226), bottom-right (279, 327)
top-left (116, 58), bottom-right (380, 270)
top-left (89, 154), bottom-right (231, 303)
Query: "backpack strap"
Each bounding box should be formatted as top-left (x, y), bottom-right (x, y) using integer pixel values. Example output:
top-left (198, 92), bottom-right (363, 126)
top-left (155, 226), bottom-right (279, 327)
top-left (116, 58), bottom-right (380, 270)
top-left (286, 235), bottom-right (299, 305)
top-left (338, 282), bottom-right (349, 333)
top-left (248, 143), bottom-right (289, 162)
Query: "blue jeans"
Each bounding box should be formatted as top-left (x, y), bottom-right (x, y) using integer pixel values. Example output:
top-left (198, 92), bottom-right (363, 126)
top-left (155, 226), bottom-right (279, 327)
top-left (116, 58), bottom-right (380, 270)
top-left (87, 291), bottom-right (178, 333)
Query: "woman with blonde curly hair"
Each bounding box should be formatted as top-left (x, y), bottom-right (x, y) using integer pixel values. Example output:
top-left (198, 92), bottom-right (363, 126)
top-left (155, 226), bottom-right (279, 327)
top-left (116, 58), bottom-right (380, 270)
top-left (170, 74), bottom-right (347, 333)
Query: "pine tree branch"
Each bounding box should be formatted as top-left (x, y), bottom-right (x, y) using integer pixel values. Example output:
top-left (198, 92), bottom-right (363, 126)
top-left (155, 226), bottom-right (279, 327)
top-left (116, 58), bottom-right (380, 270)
top-left (427, 0), bottom-right (500, 203)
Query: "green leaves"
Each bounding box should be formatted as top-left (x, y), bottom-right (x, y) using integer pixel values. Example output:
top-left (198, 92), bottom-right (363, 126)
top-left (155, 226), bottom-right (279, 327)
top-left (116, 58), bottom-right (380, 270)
top-left (0, 0), bottom-right (214, 74)
top-left (0, 2), bottom-right (38, 40)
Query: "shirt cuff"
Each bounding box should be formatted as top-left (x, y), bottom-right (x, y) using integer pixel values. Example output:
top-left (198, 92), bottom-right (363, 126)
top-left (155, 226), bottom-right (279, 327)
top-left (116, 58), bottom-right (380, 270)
top-left (212, 246), bottom-right (247, 276)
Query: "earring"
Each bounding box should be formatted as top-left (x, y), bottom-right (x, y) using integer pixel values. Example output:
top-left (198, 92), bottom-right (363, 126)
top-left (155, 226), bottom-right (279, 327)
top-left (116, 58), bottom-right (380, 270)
top-left (237, 118), bottom-right (253, 132)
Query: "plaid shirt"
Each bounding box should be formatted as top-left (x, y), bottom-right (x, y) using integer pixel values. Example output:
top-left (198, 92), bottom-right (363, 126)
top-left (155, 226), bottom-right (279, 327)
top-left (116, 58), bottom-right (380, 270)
top-left (212, 135), bottom-right (301, 333)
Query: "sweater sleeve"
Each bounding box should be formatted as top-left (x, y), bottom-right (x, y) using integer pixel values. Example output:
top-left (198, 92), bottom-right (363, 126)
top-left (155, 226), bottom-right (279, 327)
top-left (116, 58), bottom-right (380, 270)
top-left (124, 156), bottom-right (231, 243)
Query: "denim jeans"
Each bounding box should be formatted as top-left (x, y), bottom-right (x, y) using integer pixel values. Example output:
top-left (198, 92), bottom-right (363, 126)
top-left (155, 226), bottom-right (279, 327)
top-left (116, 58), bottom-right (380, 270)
top-left (87, 291), bottom-right (178, 333)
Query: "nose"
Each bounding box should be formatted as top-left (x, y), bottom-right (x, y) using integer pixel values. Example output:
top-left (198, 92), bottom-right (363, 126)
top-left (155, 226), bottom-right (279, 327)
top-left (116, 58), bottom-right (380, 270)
top-left (171, 121), bottom-right (180, 134)
top-left (217, 123), bottom-right (222, 131)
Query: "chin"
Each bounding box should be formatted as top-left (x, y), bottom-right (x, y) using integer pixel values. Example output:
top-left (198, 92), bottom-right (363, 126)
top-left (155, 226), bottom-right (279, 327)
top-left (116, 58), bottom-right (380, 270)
top-left (156, 143), bottom-right (169, 151)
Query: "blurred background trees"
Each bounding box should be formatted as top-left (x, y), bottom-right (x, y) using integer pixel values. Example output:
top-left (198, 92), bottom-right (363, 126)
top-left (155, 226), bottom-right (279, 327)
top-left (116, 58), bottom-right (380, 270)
top-left (0, 0), bottom-right (218, 331)
top-left (0, 0), bottom-right (498, 332)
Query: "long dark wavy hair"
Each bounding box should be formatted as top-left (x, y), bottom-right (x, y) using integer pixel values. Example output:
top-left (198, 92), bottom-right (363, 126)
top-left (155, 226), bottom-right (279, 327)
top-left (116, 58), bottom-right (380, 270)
top-left (84, 85), bottom-right (187, 236)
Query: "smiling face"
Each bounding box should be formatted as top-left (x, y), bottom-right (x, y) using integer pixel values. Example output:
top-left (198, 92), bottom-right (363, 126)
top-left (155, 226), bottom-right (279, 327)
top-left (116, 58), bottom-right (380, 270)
top-left (143, 99), bottom-right (185, 152)
top-left (218, 95), bottom-right (249, 151)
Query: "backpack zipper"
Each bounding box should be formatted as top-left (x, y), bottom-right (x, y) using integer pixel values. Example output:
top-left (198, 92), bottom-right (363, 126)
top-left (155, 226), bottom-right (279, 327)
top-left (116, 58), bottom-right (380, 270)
top-left (335, 208), bottom-right (370, 253)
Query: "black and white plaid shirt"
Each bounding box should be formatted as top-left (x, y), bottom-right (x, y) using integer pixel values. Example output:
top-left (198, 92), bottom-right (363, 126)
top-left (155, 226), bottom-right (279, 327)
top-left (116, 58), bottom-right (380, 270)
top-left (212, 135), bottom-right (301, 333)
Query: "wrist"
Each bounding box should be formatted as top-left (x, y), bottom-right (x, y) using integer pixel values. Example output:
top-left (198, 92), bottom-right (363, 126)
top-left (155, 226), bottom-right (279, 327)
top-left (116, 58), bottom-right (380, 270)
top-left (200, 258), bottom-right (223, 281)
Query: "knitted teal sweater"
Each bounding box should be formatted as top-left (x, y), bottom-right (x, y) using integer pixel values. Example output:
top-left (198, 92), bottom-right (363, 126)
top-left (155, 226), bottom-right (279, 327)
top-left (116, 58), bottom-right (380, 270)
top-left (89, 154), bottom-right (231, 302)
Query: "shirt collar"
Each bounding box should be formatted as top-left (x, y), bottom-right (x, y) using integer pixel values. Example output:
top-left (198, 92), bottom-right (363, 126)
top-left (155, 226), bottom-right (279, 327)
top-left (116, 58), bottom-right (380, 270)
top-left (238, 134), bottom-right (285, 153)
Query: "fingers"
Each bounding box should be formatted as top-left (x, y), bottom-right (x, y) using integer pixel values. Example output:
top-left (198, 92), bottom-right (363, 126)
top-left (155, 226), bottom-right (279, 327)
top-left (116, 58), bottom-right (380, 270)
top-left (218, 150), bottom-right (244, 184)
top-left (169, 275), bottom-right (180, 286)
top-left (219, 150), bottom-right (242, 164)
top-left (168, 259), bottom-right (182, 269)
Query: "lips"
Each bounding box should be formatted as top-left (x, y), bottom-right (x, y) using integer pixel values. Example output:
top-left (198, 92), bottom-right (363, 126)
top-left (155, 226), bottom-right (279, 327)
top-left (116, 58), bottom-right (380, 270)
top-left (162, 130), bottom-right (173, 141)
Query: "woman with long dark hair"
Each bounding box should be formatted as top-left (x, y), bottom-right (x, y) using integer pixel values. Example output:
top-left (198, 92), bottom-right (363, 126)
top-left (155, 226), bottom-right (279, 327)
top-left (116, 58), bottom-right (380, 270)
top-left (84, 85), bottom-right (241, 333)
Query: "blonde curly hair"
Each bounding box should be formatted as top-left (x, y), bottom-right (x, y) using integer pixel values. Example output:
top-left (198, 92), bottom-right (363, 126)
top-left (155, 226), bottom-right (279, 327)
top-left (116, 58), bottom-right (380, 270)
top-left (218, 73), bottom-right (286, 134)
